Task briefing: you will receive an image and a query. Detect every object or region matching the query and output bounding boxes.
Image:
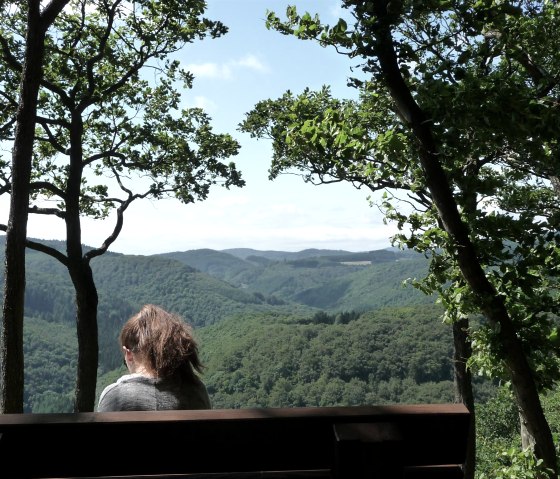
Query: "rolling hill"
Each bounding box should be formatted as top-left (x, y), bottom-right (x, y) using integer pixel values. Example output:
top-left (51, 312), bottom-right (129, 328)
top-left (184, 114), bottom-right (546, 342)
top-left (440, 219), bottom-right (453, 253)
top-left (0, 237), bottom-right (459, 412)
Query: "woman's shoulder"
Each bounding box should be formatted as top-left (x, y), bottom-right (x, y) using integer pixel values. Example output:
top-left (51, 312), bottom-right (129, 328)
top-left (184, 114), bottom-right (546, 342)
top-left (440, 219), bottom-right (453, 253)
top-left (103, 373), bottom-right (151, 391)
top-left (97, 374), bottom-right (155, 411)
top-left (117, 373), bottom-right (154, 384)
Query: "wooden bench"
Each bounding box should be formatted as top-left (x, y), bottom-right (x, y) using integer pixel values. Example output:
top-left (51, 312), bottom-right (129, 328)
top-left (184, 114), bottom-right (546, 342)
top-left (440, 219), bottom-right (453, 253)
top-left (0, 403), bottom-right (470, 479)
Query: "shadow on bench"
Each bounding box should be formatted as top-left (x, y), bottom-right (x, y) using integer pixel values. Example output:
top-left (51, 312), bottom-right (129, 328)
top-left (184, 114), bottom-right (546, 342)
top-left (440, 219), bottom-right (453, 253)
top-left (0, 403), bottom-right (470, 479)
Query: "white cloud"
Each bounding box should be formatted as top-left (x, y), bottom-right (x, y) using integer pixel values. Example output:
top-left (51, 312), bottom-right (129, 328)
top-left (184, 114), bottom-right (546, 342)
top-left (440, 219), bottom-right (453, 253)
top-left (185, 54), bottom-right (268, 81)
top-left (235, 54), bottom-right (268, 73)
top-left (187, 62), bottom-right (233, 80)
top-left (190, 95), bottom-right (218, 112)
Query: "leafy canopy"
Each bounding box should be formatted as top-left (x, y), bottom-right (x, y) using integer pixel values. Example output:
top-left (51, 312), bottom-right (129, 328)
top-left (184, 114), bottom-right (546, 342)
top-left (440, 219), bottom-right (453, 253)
top-left (0, 0), bottom-right (244, 236)
top-left (240, 0), bottom-right (560, 390)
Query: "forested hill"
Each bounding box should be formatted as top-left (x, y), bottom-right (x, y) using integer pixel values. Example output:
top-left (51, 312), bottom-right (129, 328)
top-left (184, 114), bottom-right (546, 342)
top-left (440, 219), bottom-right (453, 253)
top-left (195, 304), bottom-right (459, 409)
top-left (156, 247), bottom-right (431, 311)
top-left (0, 236), bottom-right (455, 412)
top-left (2, 237), bottom-right (433, 329)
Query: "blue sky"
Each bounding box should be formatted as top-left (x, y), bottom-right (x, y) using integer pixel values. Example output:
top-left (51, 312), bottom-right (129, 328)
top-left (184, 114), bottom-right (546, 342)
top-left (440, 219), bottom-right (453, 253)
top-left (12, 1), bottom-right (398, 255)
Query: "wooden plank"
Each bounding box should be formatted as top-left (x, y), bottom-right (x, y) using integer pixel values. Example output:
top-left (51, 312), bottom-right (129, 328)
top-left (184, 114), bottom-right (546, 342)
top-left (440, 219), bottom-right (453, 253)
top-left (58, 472), bottom-right (331, 479)
top-left (0, 403), bottom-right (469, 424)
top-left (404, 465), bottom-right (465, 478)
top-left (334, 422), bottom-right (405, 479)
top-left (0, 404), bottom-right (470, 479)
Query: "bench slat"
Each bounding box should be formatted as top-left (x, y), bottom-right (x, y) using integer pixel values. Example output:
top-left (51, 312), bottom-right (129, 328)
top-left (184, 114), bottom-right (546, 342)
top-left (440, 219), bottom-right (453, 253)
top-left (0, 404), bottom-right (470, 479)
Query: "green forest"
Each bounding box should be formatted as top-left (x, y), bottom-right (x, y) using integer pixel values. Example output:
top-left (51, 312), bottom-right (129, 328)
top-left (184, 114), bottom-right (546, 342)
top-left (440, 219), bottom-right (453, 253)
top-left (14, 240), bottom-right (444, 410)
top-left (5, 241), bottom-right (559, 477)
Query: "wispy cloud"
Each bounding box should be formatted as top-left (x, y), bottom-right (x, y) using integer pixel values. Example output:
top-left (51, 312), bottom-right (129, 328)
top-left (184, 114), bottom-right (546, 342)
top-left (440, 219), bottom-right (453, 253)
top-left (236, 54), bottom-right (268, 72)
top-left (189, 95), bottom-right (217, 112)
top-left (188, 62), bottom-right (232, 79)
top-left (185, 54), bottom-right (268, 80)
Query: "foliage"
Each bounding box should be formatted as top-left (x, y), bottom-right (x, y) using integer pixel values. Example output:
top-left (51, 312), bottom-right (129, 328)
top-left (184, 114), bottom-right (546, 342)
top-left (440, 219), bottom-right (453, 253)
top-left (476, 384), bottom-right (560, 478)
top-left (0, 1), bottom-right (244, 224)
top-left (240, 2), bottom-right (560, 468)
top-left (8, 241), bottom-right (460, 411)
top-left (541, 390), bottom-right (560, 463)
top-left (477, 446), bottom-right (554, 479)
top-left (23, 317), bottom-right (77, 413)
top-left (6, 241), bottom-right (438, 406)
top-left (197, 305), bottom-right (457, 409)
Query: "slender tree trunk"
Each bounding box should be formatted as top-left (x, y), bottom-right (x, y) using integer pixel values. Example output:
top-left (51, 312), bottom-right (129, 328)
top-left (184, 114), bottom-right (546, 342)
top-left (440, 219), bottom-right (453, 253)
top-left (1, 1), bottom-right (45, 414)
top-left (68, 258), bottom-right (99, 412)
top-left (372, 4), bottom-right (557, 474)
top-left (66, 112), bottom-right (98, 412)
top-left (0, 0), bottom-right (70, 414)
top-left (453, 319), bottom-right (476, 479)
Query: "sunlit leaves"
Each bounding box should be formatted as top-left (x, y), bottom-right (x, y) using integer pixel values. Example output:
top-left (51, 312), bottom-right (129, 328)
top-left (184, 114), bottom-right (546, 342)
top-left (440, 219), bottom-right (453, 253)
top-left (0, 1), bottom-right (244, 227)
top-left (251, 1), bottom-right (560, 399)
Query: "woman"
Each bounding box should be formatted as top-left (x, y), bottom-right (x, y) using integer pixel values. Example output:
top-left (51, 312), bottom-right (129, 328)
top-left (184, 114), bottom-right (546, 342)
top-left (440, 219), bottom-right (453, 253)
top-left (97, 304), bottom-right (211, 411)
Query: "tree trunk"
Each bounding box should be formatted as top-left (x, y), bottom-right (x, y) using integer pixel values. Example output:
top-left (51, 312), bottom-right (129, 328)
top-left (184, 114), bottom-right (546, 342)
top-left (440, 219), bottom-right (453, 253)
top-left (68, 258), bottom-right (99, 412)
top-left (1, 0), bottom-right (71, 414)
top-left (520, 412), bottom-right (536, 451)
top-left (1, 1), bottom-right (45, 414)
top-left (66, 111), bottom-right (99, 412)
top-left (453, 319), bottom-right (476, 479)
top-left (372, 5), bottom-right (558, 474)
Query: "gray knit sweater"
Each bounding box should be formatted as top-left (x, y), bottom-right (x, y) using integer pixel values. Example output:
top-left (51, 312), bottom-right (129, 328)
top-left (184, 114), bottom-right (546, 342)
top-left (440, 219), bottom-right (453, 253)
top-left (97, 373), bottom-right (211, 412)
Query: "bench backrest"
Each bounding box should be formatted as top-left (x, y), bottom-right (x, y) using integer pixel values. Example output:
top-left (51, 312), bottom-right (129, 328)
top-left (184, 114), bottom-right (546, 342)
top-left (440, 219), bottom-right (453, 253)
top-left (0, 403), bottom-right (470, 478)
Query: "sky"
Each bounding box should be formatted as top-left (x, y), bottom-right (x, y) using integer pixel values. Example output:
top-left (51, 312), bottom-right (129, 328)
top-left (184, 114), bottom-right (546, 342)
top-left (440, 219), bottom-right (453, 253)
top-left (1, 0), bottom-right (399, 256)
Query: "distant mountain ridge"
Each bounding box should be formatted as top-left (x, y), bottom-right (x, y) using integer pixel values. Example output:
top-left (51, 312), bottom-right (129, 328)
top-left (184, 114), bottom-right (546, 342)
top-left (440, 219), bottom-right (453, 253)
top-left (0, 236), bottom-right (434, 340)
top-left (156, 246), bottom-right (430, 312)
top-left (0, 238), bottom-right (432, 330)
top-left (220, 247), bottom-right (386, 261)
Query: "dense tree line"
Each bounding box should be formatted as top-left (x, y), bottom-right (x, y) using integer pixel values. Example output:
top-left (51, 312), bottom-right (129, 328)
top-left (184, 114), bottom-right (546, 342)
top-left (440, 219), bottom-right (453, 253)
top-left (195, 305), bottom-right (494, 409)
top-left (24, 317), bottom-right (76, 412)
top-left (30, 303), bottom-right (460, 412)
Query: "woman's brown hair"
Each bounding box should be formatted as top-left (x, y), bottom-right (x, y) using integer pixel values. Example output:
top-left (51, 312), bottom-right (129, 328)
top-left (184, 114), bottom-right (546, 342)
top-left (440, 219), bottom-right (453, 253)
top-left (120, 304), bottom-right (204, 379)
